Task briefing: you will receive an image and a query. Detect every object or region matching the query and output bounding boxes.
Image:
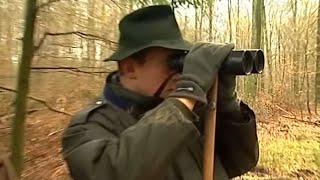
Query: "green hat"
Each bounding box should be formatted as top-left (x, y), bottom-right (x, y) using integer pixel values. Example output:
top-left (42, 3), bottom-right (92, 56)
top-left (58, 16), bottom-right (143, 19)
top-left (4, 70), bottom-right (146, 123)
top-left (104, 5), bottom-right (192, 61)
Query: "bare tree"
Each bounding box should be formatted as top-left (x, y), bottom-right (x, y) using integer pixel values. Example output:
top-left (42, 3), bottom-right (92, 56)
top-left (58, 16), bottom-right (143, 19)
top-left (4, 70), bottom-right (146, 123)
top-left (316, 0), bottom-right (320, 114)
top-left (228, 0), bottom-right (232, 42)
top-left (245, 0), bottom-right (262, 105)
top-left (10, 0), bottom-right (37, 177)
top-left (208, 0), bottom-right (214, 41)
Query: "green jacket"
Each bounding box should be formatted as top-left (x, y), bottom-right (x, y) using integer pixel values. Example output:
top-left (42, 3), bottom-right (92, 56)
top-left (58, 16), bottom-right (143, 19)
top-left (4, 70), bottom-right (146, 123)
top-left (62, 76), bottom-right (259, 180)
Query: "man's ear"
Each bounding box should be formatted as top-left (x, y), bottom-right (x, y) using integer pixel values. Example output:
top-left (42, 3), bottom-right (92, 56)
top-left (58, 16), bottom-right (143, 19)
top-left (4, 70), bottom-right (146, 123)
top-left (119, 58), bottom-right (137, 79)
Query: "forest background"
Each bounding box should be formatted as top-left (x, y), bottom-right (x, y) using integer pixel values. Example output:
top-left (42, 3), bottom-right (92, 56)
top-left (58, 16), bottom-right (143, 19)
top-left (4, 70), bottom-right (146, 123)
top-left (0, 0), bottom-right (320, 179)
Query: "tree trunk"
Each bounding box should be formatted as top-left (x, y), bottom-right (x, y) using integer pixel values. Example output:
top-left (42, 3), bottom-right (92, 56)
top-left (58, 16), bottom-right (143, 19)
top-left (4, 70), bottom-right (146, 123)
top-left (265, 2), bottom-right (274, 95)
top-left (260, 0), bottom-right (266, 91)
top-left (245, 0), bottom-right (261, 105)
top-left (87, 0), bottom-right (95, 60)
top-left (10, 0), bottom-right (37, 177)
top-left (228, 0), bottom-right (232, 42)
top-left (208, 0), bottom-right (214, 42)
top-left (199, 0), bottom-right (204, 39)
top-left (194, 0), bottom-right (198, 41)
top-left (236, 0), bottom-right (240, 45)
top-left (315, 0), bottom-right (320, 114)
top-left (235, 0), bottom-right (240, 92)
top-left (251, 0), bottom-right (262, 49)
top-left (291, 0), bottom-right (300, 99)
top-left (183, 11), bottom-right (188, 35)
top-left (5, 0), bottom-right (13, 61)
top-left (307, 72), bottom-right (311, 114)
top-left (301, 17), bottom-right (311, 114)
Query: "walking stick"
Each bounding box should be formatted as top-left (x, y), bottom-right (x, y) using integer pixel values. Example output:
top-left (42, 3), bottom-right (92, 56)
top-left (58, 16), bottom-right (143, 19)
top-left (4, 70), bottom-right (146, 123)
top-left (203, 76), bottom-right (219, 180)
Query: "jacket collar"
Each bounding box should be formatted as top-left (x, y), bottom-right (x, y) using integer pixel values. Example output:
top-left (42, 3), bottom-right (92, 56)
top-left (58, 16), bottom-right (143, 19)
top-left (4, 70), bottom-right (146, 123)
top-left (102, 71), bottom-right (164, 118)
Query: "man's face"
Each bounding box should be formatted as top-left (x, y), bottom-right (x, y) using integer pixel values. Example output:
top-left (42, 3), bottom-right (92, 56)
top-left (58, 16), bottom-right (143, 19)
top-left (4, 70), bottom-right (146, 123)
top-left (121, 47), bottom-right (183, 98)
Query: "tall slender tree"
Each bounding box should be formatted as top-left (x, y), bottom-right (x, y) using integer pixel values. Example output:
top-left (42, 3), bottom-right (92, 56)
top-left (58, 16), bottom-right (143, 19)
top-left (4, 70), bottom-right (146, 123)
top-left (315, 0), bottom-right (320, 114)
top-left (245, 0), bottom-right (262, 104)
top-left (228, 0), bottom-right (232, 42)
top-left (10, 0), bottom-right (37, 177)
top-left (291, 0), bottom-right (300, 98)
top-left (208, 0), bottom-right (214, 41)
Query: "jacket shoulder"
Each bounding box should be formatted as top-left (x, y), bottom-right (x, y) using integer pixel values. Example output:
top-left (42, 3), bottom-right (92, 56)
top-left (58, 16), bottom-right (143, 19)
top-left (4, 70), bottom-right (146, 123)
top-left (68, 98), bottom-right (134, 129)
top-left (68, 98), bottom-right (109, 127)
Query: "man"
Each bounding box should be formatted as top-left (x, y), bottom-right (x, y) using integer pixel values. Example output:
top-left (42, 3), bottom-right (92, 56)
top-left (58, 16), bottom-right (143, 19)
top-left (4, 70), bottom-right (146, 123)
top-left (61, 5), bottom-right (259, 180)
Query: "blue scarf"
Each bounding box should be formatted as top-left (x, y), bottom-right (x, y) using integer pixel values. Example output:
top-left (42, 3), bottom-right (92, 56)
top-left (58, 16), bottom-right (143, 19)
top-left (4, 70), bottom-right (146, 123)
top-left (103, 84), bottom-right (132, 110)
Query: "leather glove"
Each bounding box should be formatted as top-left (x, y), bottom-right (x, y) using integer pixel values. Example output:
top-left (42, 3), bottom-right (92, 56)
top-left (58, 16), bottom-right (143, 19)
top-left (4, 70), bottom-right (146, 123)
top-left (170, 42), bottom-right (235, 104)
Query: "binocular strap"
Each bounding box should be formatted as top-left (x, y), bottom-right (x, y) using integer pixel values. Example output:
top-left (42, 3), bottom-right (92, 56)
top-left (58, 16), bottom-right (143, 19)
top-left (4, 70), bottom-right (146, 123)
top-left (153, 72), bottom-right (179, 98)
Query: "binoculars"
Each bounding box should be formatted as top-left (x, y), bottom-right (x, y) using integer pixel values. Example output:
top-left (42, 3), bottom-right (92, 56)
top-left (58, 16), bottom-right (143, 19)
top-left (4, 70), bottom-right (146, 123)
top-left (169, 49), bottom-right (265, 75)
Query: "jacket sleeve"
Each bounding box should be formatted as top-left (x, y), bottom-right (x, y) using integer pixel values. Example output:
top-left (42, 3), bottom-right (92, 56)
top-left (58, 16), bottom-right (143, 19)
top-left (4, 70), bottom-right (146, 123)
top-left (215, 101), bottom-right (259, 178)
top-left (61, 98), bottom-right (200, 180)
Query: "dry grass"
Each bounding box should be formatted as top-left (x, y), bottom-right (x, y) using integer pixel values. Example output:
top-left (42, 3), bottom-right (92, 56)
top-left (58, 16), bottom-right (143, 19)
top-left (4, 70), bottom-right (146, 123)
top-left (236, 108), bottom-right (320, 180)
top-left (257, 137), bottom-right (320, 178)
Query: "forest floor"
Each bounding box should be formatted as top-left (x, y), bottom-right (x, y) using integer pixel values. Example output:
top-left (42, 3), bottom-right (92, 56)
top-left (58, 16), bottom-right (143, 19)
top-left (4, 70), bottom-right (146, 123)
top-left (0, 59), bottom-right (320, 180)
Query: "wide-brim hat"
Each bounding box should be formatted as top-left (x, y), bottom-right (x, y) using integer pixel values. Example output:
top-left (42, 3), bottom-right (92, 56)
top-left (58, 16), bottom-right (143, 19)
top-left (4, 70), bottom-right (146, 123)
top-left (104, 5), bottom-right (192, 61)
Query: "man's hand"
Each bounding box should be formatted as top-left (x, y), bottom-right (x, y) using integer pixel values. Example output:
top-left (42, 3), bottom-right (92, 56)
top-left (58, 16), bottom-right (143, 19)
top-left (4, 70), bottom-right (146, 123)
top-left (217, 73), bottom-right (240, 114)
top-left (170, 42), bottom-right (235, 106)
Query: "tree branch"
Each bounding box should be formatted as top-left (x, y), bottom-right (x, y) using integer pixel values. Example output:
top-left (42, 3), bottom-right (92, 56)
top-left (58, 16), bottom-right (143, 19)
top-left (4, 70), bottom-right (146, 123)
top-left (34, 54), bottom-right (117, 62)
top-left (1, 110), bottom-right (40, 122)
top-left (36, 0), bottom-right (62, 12)
top-left (34, 31), bottom-right (117, 52)
top-left (282, 115), bottom-right (320, 127)
top-left (31, 70), bottom-right (80, 76)
top-left (46, 42), bottom-right (117, 51)
top-left (34, 33), bottom-right (48, 52)
top-left (48, 43), bottom-right (82, 49)
top-left (109, 0), bottom-right (123, 9)
top-left (47, 31), bottom-right (117, 43)
top-left (0, 86), bottom-right (71, 116)
top-left (31, 66), bottom-right (111, 74)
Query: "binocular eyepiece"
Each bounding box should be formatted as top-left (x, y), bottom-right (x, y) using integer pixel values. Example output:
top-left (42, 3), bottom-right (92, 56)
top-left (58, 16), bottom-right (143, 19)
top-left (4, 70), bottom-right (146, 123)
top-left (169, 49), bottom-right (265, 75)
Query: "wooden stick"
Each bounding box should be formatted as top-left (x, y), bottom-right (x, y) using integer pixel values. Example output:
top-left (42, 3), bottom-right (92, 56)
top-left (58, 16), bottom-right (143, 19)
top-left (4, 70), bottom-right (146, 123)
top-left (203, 77), bottom-right (219, 180)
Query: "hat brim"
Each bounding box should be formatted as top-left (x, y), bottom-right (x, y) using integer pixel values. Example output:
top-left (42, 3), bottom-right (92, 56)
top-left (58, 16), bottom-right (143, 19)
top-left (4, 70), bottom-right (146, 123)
top-left (104, 39), bottom-right (192, 61)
